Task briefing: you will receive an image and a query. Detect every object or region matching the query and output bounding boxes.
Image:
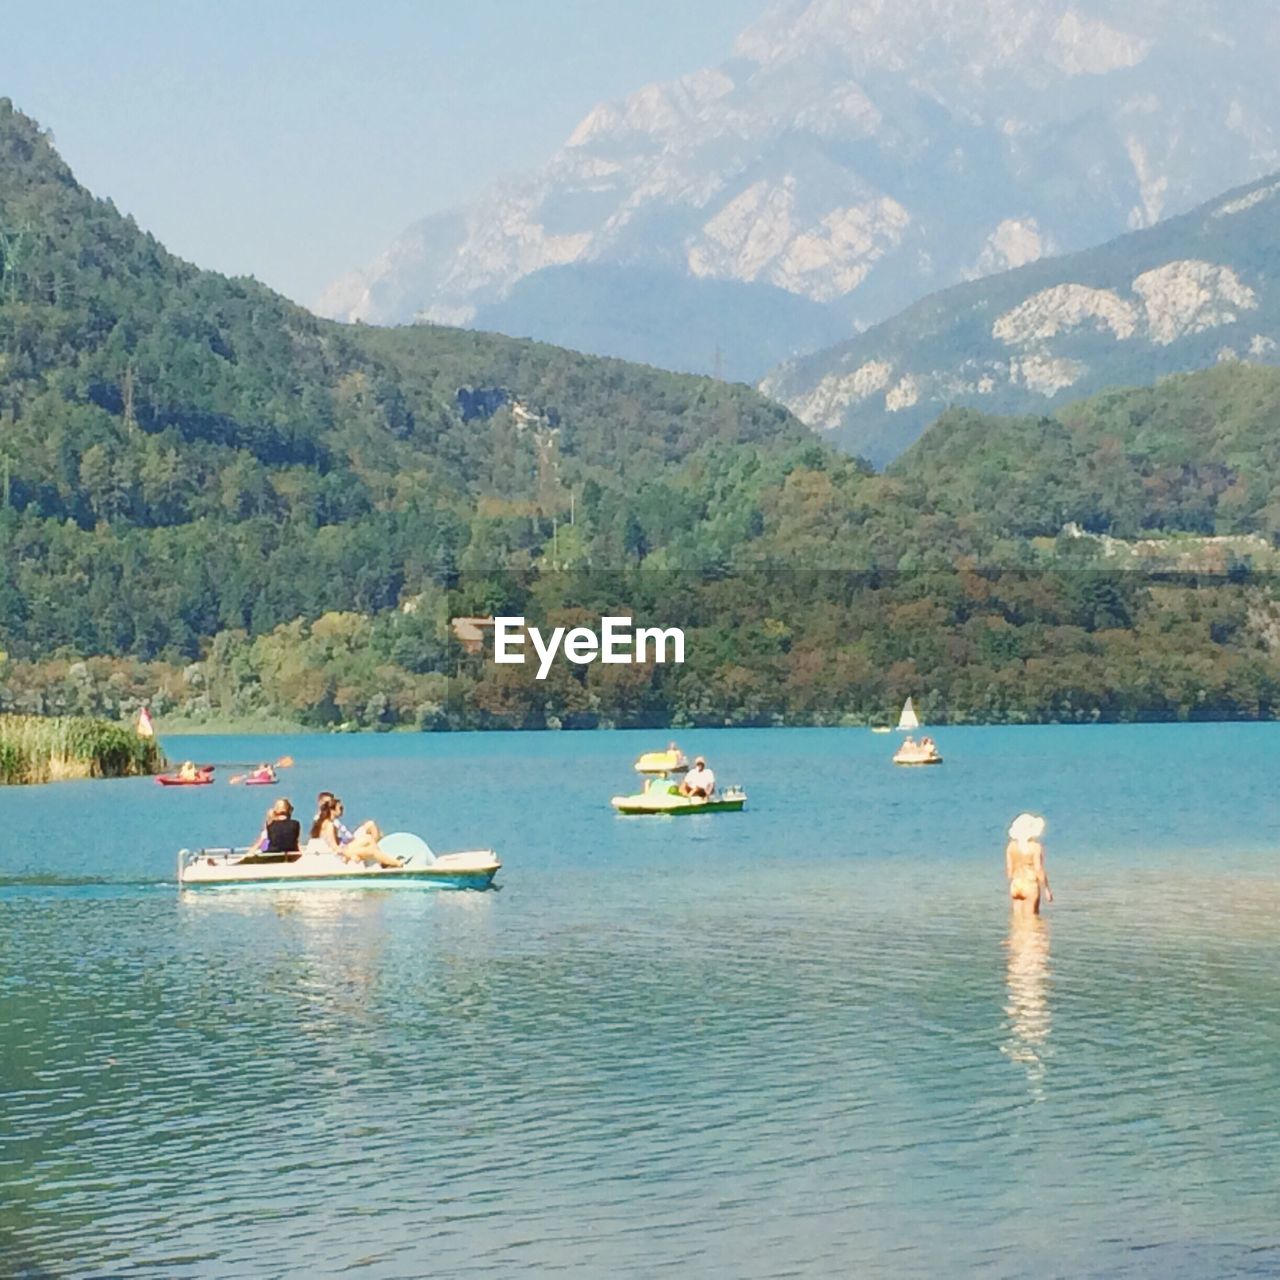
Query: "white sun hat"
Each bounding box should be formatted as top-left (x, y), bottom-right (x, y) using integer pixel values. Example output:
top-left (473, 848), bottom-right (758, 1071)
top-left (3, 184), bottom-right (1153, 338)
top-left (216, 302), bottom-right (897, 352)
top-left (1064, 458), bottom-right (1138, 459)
top-left (1008, 813), bottom-right (1046, 845)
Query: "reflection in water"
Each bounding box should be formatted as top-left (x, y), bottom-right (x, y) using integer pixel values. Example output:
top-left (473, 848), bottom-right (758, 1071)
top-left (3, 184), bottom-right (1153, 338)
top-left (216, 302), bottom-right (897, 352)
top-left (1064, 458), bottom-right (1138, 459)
top-left (178, 885), bottom-right (501, 1030)
top-left (1002, 914), bottom-right (1052, 1096)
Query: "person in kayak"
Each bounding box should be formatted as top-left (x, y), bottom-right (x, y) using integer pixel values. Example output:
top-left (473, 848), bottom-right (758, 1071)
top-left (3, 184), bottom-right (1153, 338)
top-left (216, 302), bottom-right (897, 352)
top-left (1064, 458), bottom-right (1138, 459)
top-left (177, 760), bottom-right (201, 782)
top-left (254, 798), bottom-right (300, 854)
top-left (1006, 813), bottom-right (1052, 916)
top-left (679, 756), bottom-right (716, 799)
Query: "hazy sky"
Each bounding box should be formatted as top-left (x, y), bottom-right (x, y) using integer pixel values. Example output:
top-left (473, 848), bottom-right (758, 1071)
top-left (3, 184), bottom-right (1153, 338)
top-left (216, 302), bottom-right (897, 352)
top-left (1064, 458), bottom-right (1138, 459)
top-left (3, 0), bottom-right (766, 305)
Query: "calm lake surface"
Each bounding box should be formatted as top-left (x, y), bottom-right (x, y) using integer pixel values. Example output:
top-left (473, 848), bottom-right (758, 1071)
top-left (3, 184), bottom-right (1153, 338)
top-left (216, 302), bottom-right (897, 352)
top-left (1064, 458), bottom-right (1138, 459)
top-left (3, 725), bottom-right (1280, 1278)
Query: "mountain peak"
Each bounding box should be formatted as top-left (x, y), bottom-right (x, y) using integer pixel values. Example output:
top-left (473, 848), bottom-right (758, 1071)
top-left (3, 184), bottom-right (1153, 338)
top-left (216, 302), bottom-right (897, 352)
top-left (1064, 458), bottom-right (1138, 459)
top-left (0, 98), bottom-right (77, 191)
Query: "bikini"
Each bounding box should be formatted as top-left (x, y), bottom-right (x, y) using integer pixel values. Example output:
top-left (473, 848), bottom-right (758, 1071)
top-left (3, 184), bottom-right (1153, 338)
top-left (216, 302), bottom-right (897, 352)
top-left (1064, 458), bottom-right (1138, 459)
top-left (1008, 843), bottom-right (1040, 899)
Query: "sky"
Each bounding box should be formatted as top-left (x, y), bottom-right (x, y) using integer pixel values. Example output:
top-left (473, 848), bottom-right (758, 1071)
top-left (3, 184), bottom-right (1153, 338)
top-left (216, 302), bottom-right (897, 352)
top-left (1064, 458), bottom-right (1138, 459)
top-left (2, 0), bottom-right (767, 306)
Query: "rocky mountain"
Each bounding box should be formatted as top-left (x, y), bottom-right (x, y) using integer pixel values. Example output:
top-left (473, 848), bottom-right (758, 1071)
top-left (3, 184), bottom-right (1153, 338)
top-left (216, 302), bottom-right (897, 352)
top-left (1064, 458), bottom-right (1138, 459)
top-left (319, 0), bottom-right (1280, 380)
top-left (762, 170), bottom-right (1280, 463)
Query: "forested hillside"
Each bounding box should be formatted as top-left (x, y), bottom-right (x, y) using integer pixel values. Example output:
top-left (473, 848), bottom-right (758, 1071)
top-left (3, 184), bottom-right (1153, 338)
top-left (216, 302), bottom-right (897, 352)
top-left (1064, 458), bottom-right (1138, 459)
top-left (890, 365), bottom-right (1280, 543)
top-left (6, 100), bottom-right (1280, 731)
top-left (0, 99), bottom-right (835, 661)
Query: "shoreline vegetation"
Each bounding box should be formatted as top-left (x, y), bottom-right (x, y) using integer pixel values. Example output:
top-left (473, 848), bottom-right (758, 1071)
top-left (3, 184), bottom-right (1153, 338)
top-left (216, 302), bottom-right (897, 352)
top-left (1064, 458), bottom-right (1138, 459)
top-left (151, 713), bottom-right (311, 736)
top-left (0, 715), bottom-right (166, 785)
top-left (6, 567), bottom-right (1280, 732)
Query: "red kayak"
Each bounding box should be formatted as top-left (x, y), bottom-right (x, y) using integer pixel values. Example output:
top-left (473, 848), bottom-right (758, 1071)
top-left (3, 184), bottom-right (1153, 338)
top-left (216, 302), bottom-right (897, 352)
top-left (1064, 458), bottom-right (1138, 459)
top-left (243, 776), bottom-right (277, 786)
top-left (156, 770), bottom-right (215, 787)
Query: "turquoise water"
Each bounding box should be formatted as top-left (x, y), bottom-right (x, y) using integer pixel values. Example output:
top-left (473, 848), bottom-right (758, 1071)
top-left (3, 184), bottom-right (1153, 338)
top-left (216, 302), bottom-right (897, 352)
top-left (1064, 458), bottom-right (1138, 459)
top-left (3, 725), bottom-right (1280, 1277)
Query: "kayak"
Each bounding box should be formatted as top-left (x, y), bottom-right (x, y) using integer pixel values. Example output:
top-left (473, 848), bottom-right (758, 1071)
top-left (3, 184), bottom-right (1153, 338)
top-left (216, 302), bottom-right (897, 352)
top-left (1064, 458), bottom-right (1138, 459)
top-left (156, 772), bottom-right (214, 787)
top-left (178, 834), bottom-right (499, 890)
top-left (243, 776), bottom-right (276, 786)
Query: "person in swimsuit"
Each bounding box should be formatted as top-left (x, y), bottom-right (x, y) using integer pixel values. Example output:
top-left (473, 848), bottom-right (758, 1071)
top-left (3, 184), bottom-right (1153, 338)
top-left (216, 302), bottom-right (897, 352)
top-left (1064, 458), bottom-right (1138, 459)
top-left (311, 793), bottom-right (401, 868)
top-left (338, 802), bottom-right (402, 869)
top-left (304, 797), bottom-right (342, 855)
top-left (1006, 813), bottom-right (1051, 916)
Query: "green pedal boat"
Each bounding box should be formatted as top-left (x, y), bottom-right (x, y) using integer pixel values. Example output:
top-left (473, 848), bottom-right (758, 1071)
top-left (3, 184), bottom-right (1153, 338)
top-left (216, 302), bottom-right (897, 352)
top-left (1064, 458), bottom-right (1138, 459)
top-left (610, 746), bottom-right (747, 815)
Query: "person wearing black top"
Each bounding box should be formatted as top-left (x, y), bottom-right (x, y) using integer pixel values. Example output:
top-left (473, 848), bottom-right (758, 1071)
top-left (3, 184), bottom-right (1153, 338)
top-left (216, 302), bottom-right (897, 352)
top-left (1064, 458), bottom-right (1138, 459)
top-left (257, 798), bottom-right (301, 854)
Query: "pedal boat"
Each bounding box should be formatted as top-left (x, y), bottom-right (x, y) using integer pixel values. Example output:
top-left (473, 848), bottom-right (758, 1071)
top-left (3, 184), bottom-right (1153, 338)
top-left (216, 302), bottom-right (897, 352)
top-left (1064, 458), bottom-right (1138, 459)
top-left (179, 843), bottom-right (500, 889)
top-left (611, 780), bottom-right (747, 815)
top-left (892, 740), bottom-right (943, 766)
top-left (611, 747), bottom-right (746, 814)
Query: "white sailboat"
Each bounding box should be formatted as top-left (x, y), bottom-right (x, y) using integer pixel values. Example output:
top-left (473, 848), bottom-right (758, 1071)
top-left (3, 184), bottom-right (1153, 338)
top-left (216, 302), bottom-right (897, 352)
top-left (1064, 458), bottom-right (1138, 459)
top-left (897, 697), bottom-right (920, 731)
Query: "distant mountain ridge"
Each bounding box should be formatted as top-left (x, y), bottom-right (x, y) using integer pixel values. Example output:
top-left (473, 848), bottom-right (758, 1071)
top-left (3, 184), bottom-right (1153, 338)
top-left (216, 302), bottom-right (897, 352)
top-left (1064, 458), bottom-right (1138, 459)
top-left (319, 0), bottom-right (1280, 379)
top-left (762, 170), bottom-right (1280, 463)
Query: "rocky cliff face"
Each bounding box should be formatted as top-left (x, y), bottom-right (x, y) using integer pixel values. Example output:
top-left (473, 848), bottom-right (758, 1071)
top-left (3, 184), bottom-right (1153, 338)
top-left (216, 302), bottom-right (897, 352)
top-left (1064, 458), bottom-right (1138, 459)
top-left (762, 173), bottom-right (1280, 463)
top-left (319, 0), bottom-right (1280, 380)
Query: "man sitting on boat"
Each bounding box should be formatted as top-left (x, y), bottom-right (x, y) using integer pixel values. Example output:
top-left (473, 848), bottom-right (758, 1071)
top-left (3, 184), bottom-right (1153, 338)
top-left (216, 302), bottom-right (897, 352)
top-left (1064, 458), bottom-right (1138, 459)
top-left (679, 756), bottom-right (716, 799)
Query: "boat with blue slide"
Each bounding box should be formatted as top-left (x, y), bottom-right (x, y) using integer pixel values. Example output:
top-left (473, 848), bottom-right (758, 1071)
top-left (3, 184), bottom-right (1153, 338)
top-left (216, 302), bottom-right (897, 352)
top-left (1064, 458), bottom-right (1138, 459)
top-left (179, 833), bottom-right (500, 889)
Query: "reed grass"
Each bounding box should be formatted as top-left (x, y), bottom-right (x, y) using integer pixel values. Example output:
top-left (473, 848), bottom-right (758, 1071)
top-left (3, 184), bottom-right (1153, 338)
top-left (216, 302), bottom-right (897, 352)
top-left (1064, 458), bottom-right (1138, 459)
top-left (0, 715), bottom-right (166, 785)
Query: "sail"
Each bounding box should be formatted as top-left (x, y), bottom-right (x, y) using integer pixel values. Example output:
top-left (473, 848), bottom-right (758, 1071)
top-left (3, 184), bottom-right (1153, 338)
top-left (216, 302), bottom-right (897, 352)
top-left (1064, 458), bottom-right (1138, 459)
top-left (897, 697), bottom-right (919, 730)
top-left (136, 706), bottom-right (154, 739)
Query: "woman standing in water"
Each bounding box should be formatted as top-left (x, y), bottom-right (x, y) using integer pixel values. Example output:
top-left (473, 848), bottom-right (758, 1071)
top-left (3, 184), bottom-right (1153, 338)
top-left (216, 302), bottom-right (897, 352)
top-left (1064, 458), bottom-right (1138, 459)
top-left (1006, 813), bottom-right (1052, 915)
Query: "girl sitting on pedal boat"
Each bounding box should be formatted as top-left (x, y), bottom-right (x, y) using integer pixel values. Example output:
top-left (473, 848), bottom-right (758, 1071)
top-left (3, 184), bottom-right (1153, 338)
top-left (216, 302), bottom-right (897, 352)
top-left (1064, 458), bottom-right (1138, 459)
top-left (307, 795), bottom-right (402, 868)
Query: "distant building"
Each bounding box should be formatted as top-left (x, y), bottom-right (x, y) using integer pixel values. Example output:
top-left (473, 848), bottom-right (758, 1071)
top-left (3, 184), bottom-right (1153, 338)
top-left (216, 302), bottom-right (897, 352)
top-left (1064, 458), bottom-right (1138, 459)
top-left (450, 616), bottom-right (496, 655)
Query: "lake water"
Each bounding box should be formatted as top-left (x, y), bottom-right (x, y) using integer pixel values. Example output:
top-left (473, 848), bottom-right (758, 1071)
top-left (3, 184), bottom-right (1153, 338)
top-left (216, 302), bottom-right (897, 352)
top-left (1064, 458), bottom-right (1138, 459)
top-left (3, 725), bottom-right (1280, 1278)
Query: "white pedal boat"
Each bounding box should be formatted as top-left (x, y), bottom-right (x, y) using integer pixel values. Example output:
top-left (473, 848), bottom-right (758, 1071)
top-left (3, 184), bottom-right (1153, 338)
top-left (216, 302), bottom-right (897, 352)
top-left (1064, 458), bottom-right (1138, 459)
top-left (179, 833), bottom-right (499, 890)
top-left (892, 735), bottom-right (943, 766)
